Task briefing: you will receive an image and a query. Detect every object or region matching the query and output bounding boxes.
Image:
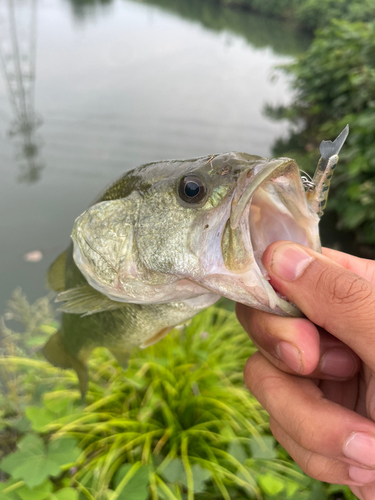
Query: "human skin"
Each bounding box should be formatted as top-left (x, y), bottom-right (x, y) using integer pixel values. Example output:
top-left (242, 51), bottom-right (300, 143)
top-left (236, 241), bottom-right (375, 500)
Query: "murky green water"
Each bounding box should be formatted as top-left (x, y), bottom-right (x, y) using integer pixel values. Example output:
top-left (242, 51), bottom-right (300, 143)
top-left (0, 0), bottom-right (309, 312)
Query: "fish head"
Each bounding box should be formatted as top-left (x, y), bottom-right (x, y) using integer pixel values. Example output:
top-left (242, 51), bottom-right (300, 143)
top-left (71, 152), bottom-right (320, 315)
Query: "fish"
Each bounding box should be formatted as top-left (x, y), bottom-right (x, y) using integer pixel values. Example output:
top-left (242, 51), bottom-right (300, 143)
top-left (43, 127), bottom-right (348, 396)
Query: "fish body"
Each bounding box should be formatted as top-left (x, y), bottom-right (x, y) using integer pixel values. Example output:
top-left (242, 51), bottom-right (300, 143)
top-left (44, 137), bottom-right (348, 396)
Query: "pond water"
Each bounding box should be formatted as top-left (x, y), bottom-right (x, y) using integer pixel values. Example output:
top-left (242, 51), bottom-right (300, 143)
top-left (0, 0), bottom-right (310, 312)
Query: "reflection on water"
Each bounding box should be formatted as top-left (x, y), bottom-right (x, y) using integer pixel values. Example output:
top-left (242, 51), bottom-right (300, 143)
top-left (0, 0), bottom-right (44, 183)
top-left (136, 0), bottom-right (311, 56)
top-left (65, 0), bottom-right (113, 21)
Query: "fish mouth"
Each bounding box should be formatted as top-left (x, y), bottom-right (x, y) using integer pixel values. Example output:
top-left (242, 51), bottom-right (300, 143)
top-left (230, 158), bottom-right (320, 315)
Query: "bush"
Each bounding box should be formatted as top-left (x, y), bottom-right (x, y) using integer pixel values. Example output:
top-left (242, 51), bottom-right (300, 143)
top-left (266, 20), bottom-right (375, 245)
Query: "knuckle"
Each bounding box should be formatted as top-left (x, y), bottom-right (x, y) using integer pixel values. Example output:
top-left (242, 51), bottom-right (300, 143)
top-left (243, 355), bottom-right (283, 409)
top-left (302, 453), bottom-right (328, 480)
top-left (317, 267), bottom-right (375, 313)
top-left (293, 414), bottom-right (317, 451)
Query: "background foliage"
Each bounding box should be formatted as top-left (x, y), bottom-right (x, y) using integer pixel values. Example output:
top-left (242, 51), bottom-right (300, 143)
top-left (266, 19), bottom-right (375, 248)
top-left (0, 291), bottom-right (356, 499)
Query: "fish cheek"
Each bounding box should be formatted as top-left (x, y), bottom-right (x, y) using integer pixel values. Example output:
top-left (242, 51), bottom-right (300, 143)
top-left (221, 219), bottom-right (253, 273)
top-left (136, 197), bottom-right (202, 278)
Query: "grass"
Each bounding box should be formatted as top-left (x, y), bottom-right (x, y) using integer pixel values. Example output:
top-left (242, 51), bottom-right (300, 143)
top-left (0, 290), bottom-right (356, 500)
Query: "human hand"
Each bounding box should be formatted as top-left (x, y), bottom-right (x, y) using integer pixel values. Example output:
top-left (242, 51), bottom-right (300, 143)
top-left (237, 242), bottom-right (375, 499)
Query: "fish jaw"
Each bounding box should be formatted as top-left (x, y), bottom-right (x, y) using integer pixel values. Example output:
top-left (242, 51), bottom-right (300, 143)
top-left (199, 158), bottom-right (320, 316)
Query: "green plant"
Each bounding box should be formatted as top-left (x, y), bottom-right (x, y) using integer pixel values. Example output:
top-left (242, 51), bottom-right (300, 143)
top-left (0, 291), bottom-right (355, 499)
top-left (266, 19), bottom-right (375, 246)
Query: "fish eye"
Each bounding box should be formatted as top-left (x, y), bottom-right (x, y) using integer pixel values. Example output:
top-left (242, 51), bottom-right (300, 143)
top-left (178, 176), bottom-right (207, 204)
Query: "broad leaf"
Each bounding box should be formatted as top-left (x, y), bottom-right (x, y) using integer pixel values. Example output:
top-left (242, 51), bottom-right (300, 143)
top-left (258, 473), bottom-right (285, 496)
top-left (114, 464), bottom-right (150, 500)
top-left (0, 435), bottom-right (80, 488)
top-left (227, 441), bottom-right (248, 463)
top-left (249, 436), bottom-right (277, 460)
top-left (25, 407), bottom-right (57, 432)
top-left (181, 464), bottom-right (211, 494)
top-left (161, 459), bottom-right (185, 483)
top-left (16, 480), bottom-right (53, 500)
top-left (48, 438), bottom-right (81, 465)
top-left (51, 487), bottom-right (79, 500)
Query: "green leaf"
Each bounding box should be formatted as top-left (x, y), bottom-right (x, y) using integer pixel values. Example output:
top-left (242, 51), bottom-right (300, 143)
top-left (43, 395), bottom-right (72, 414)
top-left (15, 417), bottom-right (32, 433)
top-left (51, 488), bottom-right (79, 500)
top-left (285, 480), bottom-right (300, 498)
top-left (249, 436), bottom-right (277, 459)
top-left (0, 435), bottom-right (80, 488)
top-left (161, 460), bottom-right (210, 493)
top-left (47, 438), bottom-right (81, 466)
top-left (114, 464), bottom-right (150, 500)
top-left (16, 481), bottom-right (53, 500)
top-left (161, 459), bottom-right (185, 483)
top-left (0, 480), bottom-right (20, 500)
top-left (181, 464), bottom-right (211, 494)
top-left (25, 407), bottom-right (57, 432)
top-left (0, 435), bottom-right (60, 488)
top-left (258, 473), bottom-right (285, 496)
top-left (227, 441), bottom-right (248, 463)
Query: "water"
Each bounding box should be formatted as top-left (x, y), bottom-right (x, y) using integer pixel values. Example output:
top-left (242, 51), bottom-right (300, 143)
top-left (0, 0), bottom-right (309, 312)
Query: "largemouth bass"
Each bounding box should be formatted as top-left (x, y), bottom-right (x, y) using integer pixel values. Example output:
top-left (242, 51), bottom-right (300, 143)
top-left (44, 128), bottom-right (348, 396)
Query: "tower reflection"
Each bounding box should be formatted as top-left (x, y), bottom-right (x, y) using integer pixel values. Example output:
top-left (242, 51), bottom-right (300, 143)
top-left (0, 0), bottom-right (44, 183)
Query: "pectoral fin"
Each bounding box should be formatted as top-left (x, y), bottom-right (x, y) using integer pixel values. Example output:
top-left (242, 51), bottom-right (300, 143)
top-left (56, 285), bottom-right (126, 316)
top-left (140, 327), bottom-right (172, 348)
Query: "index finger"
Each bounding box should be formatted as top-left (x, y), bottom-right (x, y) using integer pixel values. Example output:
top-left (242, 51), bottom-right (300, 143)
top-left (263, 241), bottom-right (375, 370)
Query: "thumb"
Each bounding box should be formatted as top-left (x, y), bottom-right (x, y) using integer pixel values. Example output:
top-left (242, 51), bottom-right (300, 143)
top-left (263, 241), bottom-right (375, 369)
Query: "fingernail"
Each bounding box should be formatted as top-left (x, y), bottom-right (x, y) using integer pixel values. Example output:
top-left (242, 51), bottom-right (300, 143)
top-left (275, 342), bottom-right (303, 374)
top-left (349, 466), bottom-right (375, 484)
top-left (270, 243), bottom-right (314, 281)
top-left (320, 348), bottom-right (356, 378)
top-left (344, 433), bottom-right (375, 467)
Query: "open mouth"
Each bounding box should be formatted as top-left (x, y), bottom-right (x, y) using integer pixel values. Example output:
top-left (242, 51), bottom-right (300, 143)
top-left (230, 158), bottom-right (320, 315)
top-left (249, 160), bottom-right (319, 275)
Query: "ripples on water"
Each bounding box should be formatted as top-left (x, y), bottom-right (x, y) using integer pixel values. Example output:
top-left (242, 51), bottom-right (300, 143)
top-left (0, 0), bottom-right (309, 310)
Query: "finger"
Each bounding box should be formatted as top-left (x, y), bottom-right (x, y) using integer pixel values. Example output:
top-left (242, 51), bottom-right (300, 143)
top-left (236, 304), bottom-right (360, 379)
top-left (262, 241), bottom-right (375, 370)
top-left (318, 376), bottom-right (359, 410)
top-left (322, 247), bottom-right (375, 286)
top-left (352, 482), bottom-right (375, 500)
top-left (269, 417), bottom-right (375, 486)
top-left (244, 353), bottom-right (375, 470)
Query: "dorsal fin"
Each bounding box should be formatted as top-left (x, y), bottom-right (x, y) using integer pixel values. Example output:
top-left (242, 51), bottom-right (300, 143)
top-left (46, 250), bottom-right (67, 292)
top-left (56, 284), bottom-right (127, 316)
